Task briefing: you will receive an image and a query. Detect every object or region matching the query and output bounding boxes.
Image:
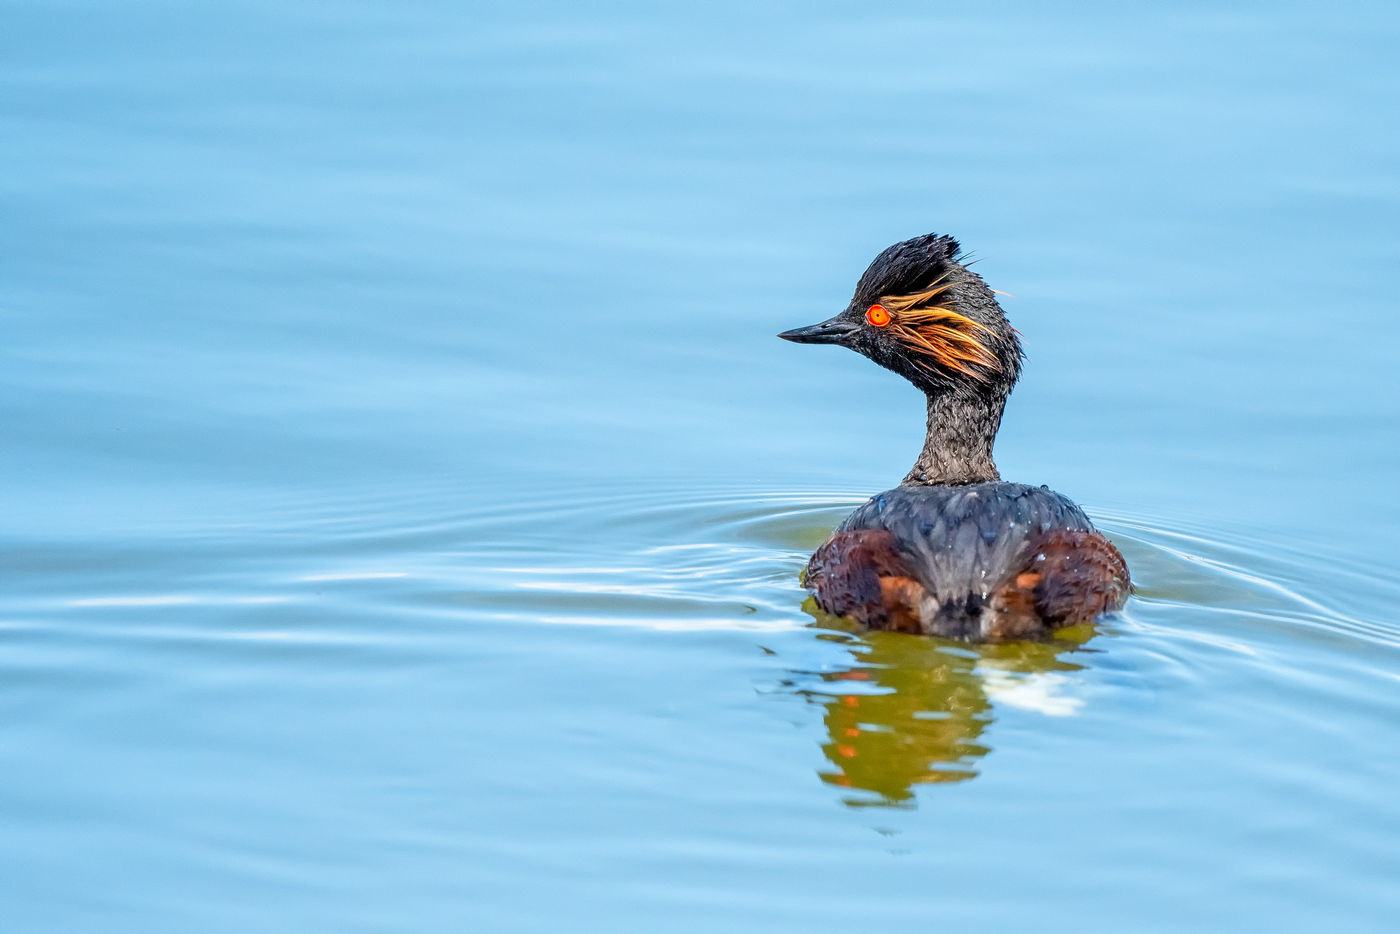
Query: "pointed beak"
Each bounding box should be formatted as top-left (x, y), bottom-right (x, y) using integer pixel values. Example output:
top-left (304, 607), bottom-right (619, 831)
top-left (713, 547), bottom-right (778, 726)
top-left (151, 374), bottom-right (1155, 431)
top-left (777, 314), bottom-right (859, 346)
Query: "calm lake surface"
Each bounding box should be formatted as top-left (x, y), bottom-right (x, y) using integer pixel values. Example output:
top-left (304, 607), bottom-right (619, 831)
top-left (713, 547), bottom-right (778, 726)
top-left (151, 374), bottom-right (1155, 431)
top-left (3, 1), bottom-right (1399, 930)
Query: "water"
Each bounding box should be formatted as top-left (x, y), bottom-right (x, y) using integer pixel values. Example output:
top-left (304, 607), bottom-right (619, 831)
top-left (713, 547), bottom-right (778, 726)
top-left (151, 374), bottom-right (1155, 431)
top-left (3, 1), bottom-right (1399, 930)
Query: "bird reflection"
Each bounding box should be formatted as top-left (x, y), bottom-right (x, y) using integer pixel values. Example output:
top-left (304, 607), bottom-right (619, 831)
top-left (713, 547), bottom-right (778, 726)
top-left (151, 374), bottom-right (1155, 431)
top-left (790, 604), bottom-right (1095, 807)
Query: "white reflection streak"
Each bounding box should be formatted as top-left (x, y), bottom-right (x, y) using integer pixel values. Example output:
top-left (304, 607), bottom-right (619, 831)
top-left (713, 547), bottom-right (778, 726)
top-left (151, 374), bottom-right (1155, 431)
top-left (492, 567), bottom-right (646, 575)
top-left (514, 580), bottom-right (653, 595)
top-left (980, 669), bottom-right (1085, 717)
top-left (527, 614), bottom-right (795, 632)
top-left (68, 595), bottom-right (288, 607)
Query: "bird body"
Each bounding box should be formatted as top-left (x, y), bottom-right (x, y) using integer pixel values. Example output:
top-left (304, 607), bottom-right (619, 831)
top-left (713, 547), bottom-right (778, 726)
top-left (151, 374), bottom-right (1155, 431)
top-left (780, 233), bottom-right (1129, 641)
top-left (806, 483), bottom-right (1127, 640)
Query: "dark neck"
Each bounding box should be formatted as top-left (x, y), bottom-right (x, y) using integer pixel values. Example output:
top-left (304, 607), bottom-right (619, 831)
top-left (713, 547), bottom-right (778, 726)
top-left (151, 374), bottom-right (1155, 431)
top-left (902, 388), bottom-right (1007, 486)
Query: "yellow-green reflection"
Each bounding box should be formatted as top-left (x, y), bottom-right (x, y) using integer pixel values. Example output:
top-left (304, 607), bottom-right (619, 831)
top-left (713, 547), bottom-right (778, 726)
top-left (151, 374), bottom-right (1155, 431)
top-left (800, 601), bottom-right (1095, 807)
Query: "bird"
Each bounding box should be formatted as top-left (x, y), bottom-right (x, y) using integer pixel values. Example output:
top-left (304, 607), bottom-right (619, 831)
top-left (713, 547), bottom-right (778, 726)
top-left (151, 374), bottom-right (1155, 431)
top-left (779, 233), bottom-right (1129, 641)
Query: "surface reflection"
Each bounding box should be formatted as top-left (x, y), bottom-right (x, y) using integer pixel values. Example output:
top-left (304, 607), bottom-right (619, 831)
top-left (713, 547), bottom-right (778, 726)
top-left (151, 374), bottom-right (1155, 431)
top-left (792, 606), bottom-right (1095, 807)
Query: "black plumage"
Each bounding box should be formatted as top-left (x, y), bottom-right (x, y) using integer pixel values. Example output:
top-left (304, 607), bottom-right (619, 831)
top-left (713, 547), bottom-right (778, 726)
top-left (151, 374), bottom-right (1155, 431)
top-left (828, 483), bottom-right (1101, 639)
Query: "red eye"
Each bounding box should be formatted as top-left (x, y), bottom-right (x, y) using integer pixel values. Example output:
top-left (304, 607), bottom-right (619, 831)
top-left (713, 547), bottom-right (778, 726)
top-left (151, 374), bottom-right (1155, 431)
top-left (865, 304), bottom-right (890, 327)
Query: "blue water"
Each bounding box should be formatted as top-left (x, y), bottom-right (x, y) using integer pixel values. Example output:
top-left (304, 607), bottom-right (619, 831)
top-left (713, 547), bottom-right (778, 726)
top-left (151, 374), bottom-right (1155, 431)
top-left (4, 1), bottom-right (1400, 930)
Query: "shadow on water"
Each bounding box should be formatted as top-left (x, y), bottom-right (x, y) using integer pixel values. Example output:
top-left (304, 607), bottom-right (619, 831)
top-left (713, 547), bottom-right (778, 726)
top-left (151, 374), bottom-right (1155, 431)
top-left (784, 603), bottom-right (1097, 808)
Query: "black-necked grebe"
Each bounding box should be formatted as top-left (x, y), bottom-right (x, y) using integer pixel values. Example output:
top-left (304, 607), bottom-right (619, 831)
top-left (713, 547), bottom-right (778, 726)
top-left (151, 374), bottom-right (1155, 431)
top-left (779, 233), bottom-right (1129, 640)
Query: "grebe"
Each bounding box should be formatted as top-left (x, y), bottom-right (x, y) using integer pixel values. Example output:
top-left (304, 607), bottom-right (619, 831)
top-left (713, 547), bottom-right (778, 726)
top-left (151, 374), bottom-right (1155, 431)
top-left (779, 233), bottom-right (1129, 641)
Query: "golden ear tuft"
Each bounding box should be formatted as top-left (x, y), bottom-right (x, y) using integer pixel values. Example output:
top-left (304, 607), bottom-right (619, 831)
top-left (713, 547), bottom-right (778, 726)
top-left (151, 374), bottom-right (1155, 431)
top-left (879, 280), bottom-right (1001, 381)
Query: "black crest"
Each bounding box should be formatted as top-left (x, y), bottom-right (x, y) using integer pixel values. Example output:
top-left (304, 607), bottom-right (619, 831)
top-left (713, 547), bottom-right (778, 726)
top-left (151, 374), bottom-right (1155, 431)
top-left (853, 234), bottom-right (963, 304)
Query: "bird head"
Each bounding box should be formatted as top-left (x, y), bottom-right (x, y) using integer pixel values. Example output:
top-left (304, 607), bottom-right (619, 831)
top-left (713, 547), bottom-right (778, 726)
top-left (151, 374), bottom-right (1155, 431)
top-left (779, 233), bottom-right (1022, 397)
